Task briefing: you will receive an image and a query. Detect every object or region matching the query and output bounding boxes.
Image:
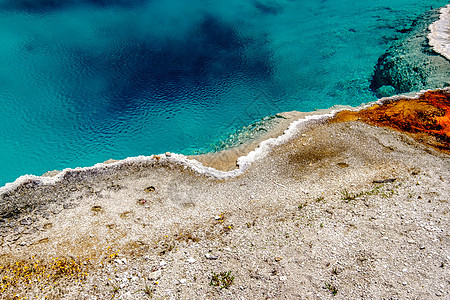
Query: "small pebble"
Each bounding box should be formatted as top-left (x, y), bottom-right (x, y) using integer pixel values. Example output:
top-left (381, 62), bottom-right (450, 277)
top-left (149, 270), bottom-right (162, 281)
top-left (205, 253), bottom-right (218, 260)
top-left (20, 218), bottom-right (33, 226)
top-left (187, 257), bottom-right (196, 264)
top-left (179, 278), bottom-right (187, 284)
top-left (119, 282), bottom-right (128, 289)
top-left (279, 276), bottom-right (287, 281)
top-left (402, 281), bottom-right (407, 286)
top-left (145, 186), bottom-right (156, 192)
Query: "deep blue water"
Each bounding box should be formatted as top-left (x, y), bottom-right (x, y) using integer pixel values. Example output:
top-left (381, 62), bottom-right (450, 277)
top-left (0, 0), bottom-right (447, 186)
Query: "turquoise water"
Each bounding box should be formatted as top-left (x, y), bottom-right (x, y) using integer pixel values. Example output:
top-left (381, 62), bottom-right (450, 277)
top-left (0, 0), bottom-right (447, 186)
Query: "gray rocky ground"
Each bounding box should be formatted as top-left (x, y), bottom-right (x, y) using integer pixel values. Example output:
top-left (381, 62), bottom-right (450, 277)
top-left (0, 117), bottom-right (448, 299)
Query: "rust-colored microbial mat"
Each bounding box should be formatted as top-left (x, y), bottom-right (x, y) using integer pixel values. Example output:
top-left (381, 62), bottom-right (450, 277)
top-left (332, 90), bottom-right (450, 153)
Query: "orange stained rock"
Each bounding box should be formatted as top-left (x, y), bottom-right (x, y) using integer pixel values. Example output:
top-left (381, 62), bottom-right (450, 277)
top-left (332, 90), bottom-right (450, 153)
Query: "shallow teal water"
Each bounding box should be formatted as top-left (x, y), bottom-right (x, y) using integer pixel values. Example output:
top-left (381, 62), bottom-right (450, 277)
top-left (0, 0), bottom-right (447, 186)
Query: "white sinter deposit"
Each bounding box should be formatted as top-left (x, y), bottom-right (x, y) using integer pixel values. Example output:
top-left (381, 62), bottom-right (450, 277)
top-left (428, 4), bottom-right (450, 60)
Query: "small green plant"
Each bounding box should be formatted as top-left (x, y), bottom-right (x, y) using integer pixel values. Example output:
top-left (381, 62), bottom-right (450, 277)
top-left (143, 284), bottom-right (153, 297)
top-left (341, 189), bottom-right (371, 202)
top-left (366, 185), bottom-right (382, 196)
top-left (112, 285), bottom-right (120, 296)
top-left (343, 183), bottom-right (399, 202)
top-left (316, 196), bottom-right (325, 202)
top-left (324, 282), bottom-right (338, 295)
top-left (341, 189), bottom-right (359, 202)
top-left (331, 267), bottom-right (340, 275)
top-left (210, 271), bottom-right (234, 289)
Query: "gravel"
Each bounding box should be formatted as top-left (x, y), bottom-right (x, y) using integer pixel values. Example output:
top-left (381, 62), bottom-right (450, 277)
top-left (0, 120), bottom-right (448, 299)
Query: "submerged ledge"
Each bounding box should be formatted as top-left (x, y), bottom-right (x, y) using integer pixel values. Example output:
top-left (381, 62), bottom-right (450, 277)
top-left (428, 4), bottom-right (450, 60)
top-left (1, 88), bottom-right (448, 198)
